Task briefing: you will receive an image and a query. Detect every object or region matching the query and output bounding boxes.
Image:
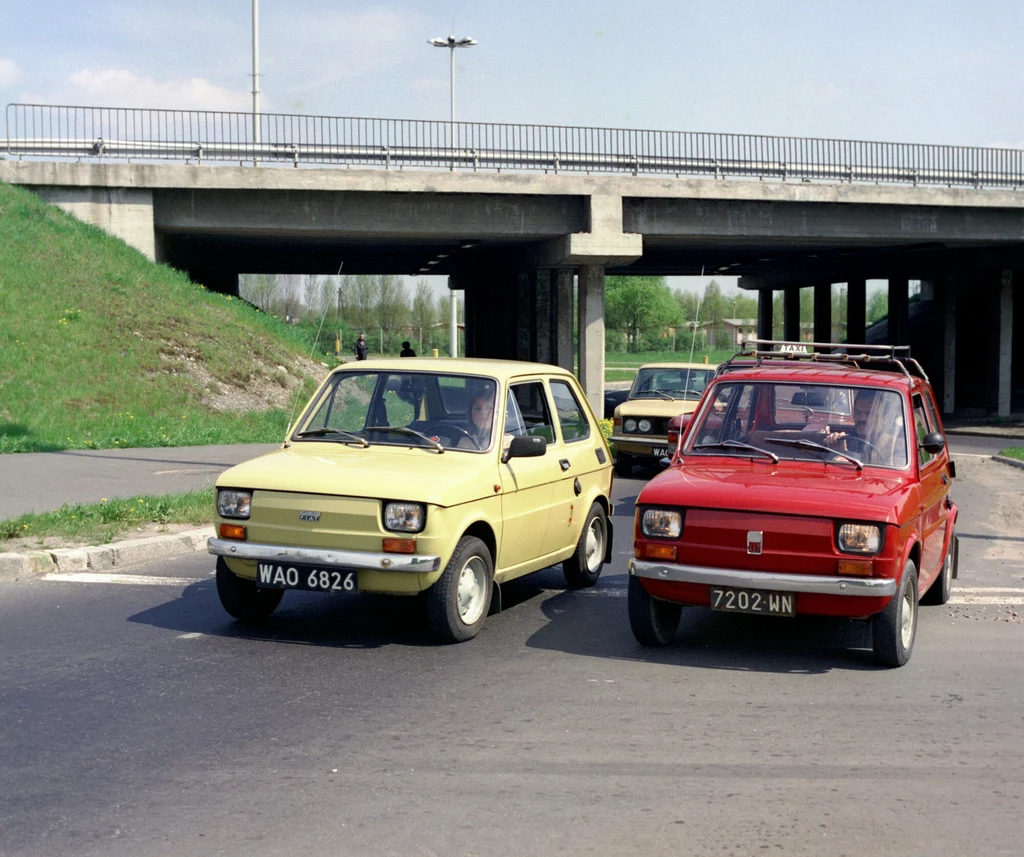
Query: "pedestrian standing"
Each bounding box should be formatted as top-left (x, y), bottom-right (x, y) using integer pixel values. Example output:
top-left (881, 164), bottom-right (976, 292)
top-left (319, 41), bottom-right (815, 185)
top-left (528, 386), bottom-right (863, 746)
top-left (400, 341), bottom-right (416, 357)
top-left (354, 333), bottom-right (369, 361)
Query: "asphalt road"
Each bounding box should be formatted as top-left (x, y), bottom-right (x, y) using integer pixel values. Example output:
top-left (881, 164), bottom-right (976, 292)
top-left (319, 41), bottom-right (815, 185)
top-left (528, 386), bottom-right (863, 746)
top-left (1, 456), bottom-right (1022, 856)
top-left (0, 435), bottom-right (1015, 520)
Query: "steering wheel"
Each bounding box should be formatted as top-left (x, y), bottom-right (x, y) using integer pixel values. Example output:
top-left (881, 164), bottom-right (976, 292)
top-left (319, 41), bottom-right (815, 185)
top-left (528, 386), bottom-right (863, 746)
top-left (426, 421), bottom-right (480, 449)
top-left (844, 436), bottom-right (881, 460)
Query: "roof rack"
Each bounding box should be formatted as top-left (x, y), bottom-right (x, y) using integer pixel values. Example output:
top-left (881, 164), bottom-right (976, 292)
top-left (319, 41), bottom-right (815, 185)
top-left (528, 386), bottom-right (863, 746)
top-left (725, 339), bottom-right (929, 383)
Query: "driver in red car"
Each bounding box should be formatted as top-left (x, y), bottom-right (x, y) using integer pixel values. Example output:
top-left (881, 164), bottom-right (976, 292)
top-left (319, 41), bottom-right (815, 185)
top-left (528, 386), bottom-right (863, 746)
top-left (824, 389), bottom-right (876, 455)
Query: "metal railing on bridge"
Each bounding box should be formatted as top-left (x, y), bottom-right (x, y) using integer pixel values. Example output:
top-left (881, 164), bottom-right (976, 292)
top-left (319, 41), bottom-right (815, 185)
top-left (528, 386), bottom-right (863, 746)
top-left (6, 103), bottom-right (1024, 190)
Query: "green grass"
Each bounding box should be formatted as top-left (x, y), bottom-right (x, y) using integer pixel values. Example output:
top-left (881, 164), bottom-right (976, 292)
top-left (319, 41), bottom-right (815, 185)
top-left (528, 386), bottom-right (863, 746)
top-left (0, 489), bottom-right (214, 547)
top-left (0, 180), bottom-right (325, 453)
top-left (1000, 447), bottom-right (1024, 461)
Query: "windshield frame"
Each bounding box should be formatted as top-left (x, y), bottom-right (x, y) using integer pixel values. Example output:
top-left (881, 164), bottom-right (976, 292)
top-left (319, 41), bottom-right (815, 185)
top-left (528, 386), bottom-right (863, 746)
top-left (680, 379), bottom-right (912, 470)
top-left (289, 368), bottom-right (504, 453)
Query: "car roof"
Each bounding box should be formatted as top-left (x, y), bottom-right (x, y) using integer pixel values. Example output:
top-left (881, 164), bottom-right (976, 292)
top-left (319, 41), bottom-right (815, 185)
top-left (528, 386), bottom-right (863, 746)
top-left (714, 363), bottom-right (914, 391)
top-left (333, 357), bottom-right (576, 382)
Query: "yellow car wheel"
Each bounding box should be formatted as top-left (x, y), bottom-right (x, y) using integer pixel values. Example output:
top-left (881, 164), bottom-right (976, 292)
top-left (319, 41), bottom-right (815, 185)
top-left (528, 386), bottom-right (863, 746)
top-left (562, 502), bottom-right (607, 589)
top-left (215, 557), bottom-right (284, 623)
top-left (426, 536), bottom-right (493, 643)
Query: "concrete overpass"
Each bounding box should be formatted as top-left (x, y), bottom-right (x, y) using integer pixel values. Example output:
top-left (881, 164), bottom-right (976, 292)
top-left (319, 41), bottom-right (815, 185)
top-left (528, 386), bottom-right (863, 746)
top-left (2, 156), bottom-right (1021, 419)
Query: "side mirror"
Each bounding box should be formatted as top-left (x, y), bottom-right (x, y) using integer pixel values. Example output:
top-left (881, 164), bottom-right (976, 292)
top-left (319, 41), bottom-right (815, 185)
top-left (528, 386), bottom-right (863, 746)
top-left (920, 431), bottom-right (946, 455)
top-left (502, 434), bottom-right (547, 462)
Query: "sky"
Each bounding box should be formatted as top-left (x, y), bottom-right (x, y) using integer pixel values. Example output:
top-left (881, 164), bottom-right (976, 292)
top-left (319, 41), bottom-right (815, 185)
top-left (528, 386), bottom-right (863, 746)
top-left (3, 0), bottom-right (1022, 298)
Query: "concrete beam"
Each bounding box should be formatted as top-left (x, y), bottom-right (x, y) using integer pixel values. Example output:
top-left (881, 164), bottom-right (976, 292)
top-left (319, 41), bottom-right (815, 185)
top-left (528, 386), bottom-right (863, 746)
top-left (577, 266), bottom-right (606, 417)
top-left (539, 194), bottom-right (642, 267)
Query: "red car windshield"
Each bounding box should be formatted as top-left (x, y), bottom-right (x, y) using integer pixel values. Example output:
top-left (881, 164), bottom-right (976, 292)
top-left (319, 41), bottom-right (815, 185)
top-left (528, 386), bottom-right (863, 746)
top-left (684, 381), bottom-right (910, 468)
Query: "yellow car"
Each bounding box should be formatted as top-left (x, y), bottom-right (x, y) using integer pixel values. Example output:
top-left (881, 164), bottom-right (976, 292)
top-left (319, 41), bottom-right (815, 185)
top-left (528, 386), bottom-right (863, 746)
top-left (209, 358), bottom-right (614, 643)
top-left (611, 362), bottom-right (718, 477)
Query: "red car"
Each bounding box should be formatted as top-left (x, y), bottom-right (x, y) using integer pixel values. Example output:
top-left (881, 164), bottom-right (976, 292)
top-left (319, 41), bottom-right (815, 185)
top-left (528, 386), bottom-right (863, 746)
top-left (629, 341), bottom-right (959, 667)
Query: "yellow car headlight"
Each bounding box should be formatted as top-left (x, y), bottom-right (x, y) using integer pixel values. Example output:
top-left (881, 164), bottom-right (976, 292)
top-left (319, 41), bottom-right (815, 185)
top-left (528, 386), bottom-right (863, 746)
top-left (217, 489), bottom-right (252, 519)
top-left (384, 502), bottom-right (425, 533)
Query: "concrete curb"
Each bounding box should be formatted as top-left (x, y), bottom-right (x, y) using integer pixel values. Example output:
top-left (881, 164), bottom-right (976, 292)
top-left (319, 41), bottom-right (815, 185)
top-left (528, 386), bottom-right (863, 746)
top-left (945, 428), bottom-right (1024, 441)
top-left (992, 454), bottom-right (1024, 471)
top-left (0, 527), bottom-right (215, 583)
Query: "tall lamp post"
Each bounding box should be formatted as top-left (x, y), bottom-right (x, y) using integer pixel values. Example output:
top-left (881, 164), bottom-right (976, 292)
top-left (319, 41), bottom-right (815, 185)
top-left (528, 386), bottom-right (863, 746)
top-left (251, 0), bottom-right (260, 164)
top-left (428, 34), bottom-right (475, 357)
top-left (428, 35), bottom-right (476, 171)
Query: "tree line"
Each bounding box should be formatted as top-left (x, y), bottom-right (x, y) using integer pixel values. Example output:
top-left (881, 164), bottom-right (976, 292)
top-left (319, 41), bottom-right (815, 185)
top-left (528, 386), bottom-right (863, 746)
top-left (239, 273), bottom-right (462, 356)
top-left (606, 276), bottom-right (897, 353)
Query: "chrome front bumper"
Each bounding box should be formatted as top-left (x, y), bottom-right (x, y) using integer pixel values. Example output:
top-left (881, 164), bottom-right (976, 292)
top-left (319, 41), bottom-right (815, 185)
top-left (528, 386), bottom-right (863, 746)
top-left (208, 538), bottom-right (442, 573)
top-left (629, 559), bottom-right (896, 597)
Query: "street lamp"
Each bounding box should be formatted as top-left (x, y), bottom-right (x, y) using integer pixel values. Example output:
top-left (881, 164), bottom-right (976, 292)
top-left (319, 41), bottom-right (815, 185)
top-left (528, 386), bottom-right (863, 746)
top-left (429, 34), bottom-right (475, 357)
top-left (428, 35), bottom-right (476, 171)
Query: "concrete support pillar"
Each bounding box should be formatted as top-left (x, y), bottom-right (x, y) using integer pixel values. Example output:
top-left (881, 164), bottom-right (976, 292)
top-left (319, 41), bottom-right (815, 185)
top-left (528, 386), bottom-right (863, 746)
top-left (988, 271), bottom-right (1014, 417)
top-left (846, 278), bottom-right (866, 344)
top-left (534, 269), bottom-right (554, 365)
top-left (554, 269), bottom-right (575, 372)
top-left (577, 265), bottom-right (606, 418)
top-left (939, 275), bottom-right (957, 415)
top-left (813, 283), bottom-right (832, 349)
top-left (756, 290), bottom-right (773, 342)
top-left (888, 277), bottom-right (909, 345)
top-left (515, 272), bottom-right (537, 361)
top-left (783, 287), bottom-right (801, 342)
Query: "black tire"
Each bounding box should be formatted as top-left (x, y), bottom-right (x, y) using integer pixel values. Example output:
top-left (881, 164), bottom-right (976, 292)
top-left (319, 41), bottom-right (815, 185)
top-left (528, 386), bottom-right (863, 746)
top-left (921, 529), bottom-right (954, 606)
top-left (614, 453), bottom-right (633, 478)
top-left (628, 575), bottom-right (681, 646)
top-left (426, 536), bottom-right (493, 643)
top-left (215, 557), bottom-right (284, 623)
top-left (872, 559), bottom-right (918, 667)
top-left (562, 502), bottom-right (608, 589)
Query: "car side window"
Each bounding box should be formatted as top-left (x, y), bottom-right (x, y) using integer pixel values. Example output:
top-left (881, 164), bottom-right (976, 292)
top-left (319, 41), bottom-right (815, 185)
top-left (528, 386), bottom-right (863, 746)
top-left (549, 380), bottom-right (591, 443)
top-left (509, 381), bottom-right (555, 444)
top-left (912, 394), bottom-right (934, 467)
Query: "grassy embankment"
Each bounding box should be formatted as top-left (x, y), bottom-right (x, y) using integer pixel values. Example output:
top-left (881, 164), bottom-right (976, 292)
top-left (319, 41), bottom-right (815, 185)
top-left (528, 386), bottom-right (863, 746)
top-left (1001, 448), bottom-right (1024, 461)
top-left (0, 179), bottom-right (335, 544)
top-left (0, 179), bottom-right (329, 454)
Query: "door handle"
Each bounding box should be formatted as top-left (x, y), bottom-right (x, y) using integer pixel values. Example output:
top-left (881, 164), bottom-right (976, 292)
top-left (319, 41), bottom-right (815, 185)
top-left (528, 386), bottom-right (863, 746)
top-left (559, 458), bottom-right (570, 472)
top-left (941, 474), bottom-right (948, 485)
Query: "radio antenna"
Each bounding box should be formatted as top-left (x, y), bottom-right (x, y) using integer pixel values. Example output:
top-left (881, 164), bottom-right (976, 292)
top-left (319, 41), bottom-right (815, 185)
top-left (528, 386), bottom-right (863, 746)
top-left (283, 263), bottom-right (343, 444)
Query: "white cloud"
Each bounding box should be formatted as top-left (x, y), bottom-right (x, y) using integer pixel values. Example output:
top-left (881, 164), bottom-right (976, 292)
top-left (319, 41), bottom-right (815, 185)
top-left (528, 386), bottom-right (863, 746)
top-left (23, 69), bottom-right (251, 112)
top-left (0, 57), bottom-right (23, 88)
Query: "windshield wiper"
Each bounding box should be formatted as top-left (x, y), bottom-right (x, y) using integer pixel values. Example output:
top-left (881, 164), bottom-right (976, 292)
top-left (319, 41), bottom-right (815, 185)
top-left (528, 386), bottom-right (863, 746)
top-left (638, 390), bottom-right (674, 400)
top-left (364, 425), bottom-right (445, 453)
top-left (693, 440), bottom-right (779, 463)
top-left (293, 428), bottom-right (369, 447)
top-left (765, 437), bottom-right (863, 470)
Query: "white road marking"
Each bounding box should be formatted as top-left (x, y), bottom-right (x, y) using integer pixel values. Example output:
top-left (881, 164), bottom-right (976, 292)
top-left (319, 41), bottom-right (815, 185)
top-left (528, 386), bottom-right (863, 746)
top-left (954, 587), bottom-right (1024, 593)
top-left (42, 573), bottom-right (210, 586)
top-left (949, 596), bottom-right (1024, 605)
top-left (177, 632), bottom-right (206, 640)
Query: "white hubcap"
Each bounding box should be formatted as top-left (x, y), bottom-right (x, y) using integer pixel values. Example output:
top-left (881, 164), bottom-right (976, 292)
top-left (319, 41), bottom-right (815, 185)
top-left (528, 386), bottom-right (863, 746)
top-left (584, 518), bottom-right (604, 573)
top-left (456, 557), bottom-right (487, 625)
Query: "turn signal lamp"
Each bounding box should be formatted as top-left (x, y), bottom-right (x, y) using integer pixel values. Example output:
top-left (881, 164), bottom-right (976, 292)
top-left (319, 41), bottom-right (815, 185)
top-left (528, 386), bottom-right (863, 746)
top-left (643, 543), bottom-right (678, 562)
top-left (837, 559), bottom-right (873, 577)
top-left (219, 523), bottom-right (247, 540)
top-left (382, 538), bottom-right (416, 554)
